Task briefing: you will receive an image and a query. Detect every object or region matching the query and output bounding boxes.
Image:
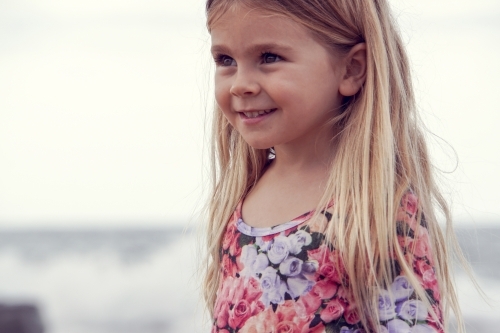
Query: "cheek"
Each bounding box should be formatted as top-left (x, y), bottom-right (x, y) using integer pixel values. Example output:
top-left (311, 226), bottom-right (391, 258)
top-left (303, 76), bottom-right (343, 114)
top-left (214, 83), bottom-right (227, 108)
top-left (214, 85), bottom-right (236, 124)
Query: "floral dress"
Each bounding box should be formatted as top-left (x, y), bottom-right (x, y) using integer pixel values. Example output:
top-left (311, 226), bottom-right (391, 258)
top-left (212, 193), bottom-right (443, 333)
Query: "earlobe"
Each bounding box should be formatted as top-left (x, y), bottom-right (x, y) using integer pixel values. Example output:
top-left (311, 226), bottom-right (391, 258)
top-left (339, 43), bottom-right (367, 97)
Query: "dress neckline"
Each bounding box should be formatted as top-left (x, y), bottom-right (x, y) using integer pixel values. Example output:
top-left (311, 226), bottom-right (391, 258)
top-left (234, 200), bottom-right (317, 237)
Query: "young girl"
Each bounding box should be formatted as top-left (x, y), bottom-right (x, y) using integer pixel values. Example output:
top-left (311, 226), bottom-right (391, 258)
top-left (202, 0), bottom-right (465, 332)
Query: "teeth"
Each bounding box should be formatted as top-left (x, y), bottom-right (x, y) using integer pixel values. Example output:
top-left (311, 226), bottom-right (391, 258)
top-left (243, 109), bottom-right (275, 118)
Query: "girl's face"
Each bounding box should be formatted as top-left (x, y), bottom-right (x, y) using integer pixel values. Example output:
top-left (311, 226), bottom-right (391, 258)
top-left (210, 5), bottom-right (345, 150)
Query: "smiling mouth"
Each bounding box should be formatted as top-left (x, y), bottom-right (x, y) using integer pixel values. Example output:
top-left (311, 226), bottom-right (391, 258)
top-left (242, 108), bottom-right (277, 118)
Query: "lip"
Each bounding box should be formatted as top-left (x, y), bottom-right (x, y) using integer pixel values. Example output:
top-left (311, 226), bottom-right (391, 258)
top-left (236, 108), bottom-right (277, 124)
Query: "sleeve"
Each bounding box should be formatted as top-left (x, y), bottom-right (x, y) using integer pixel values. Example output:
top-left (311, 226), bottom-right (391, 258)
top-left (377, 191), bottom-right (444, 333)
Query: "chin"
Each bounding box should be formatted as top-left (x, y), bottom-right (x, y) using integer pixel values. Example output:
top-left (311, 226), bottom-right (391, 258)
top-left (244, 139), bottom-right (274, 150)
top-left (248, 144), bottom-right (273, 150)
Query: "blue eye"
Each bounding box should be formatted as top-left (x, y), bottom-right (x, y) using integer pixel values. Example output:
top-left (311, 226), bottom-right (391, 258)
top-left (215, 54), bottom-right (236, 66)
top-left (262, 52), bottom-right (281, 64)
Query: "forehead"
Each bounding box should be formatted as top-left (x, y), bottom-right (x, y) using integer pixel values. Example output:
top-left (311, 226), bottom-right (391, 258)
top-left (210, 5), bottom-right (313, 51)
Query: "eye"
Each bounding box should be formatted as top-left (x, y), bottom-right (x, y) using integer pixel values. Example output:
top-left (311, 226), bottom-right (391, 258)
top-left (261, 52), bottom-right (282, 64)
top-left (214, 54), bottom-right (236, 67)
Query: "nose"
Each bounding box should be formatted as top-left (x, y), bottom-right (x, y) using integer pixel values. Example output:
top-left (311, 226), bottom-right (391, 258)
top-left (229, 68), bottom-right (260, 97)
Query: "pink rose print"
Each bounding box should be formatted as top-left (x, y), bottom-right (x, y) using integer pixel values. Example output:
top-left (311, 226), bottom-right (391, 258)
top-left (335, 285), bottom-right (351, 305)
top-left (308, 245), bottom-right (344, 284)
top-left (396, 193), bottom-right (419, 230)
top-left (234, 277), bottom-right (247, 302)
top-left (412, 229), bottom-right (433, 261)
top-left (396, 209), bottom-right (408, 224)
top-left (216, 301), bottom-right (229, 328)
top-left (318, 262), bottom-right (337, 281)
top-left (311, 279), bottom-right (339, 299)
top-left (426, 305), bottom-right (444, 333)
top-left (397, 235), bottom-right (411, 251)
top-left (213, 193), bottom-right (443, 333)
top-left (221, 254), bottom-right (238, 278)
top-left (320, 298), bottom-right (345, 322)
top-left (229, 231), bottom-right (242, 257)
top-left (228, 299), bottom-right (252, 329)
top-left (276, 321), bottom-right (300, 333)
top-left (276, 300), bottom-right (297, 322)
top-left (304, 323), bottom-right (326, 333)
top-left (308, 245), bottom-right (327, 263)
top-left (244, 277), bottom-right (263, 303)
top-left (222, 224), bottom-right (237, 251)
top-left (403, 193), bottom-right (418, 215)
top-left (344, 304), bottom-right (361, 325)
top-left (297, 292), bottom-right (322, 316)
top-left (414, 259), bottom-right (440, 299)
top-left (239, 308), bottom-right (278, 333)
top-left (250, 299), bottom-right (265, 314)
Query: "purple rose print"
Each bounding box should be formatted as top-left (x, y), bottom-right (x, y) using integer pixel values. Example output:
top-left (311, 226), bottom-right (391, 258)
top-left (261, 278), bottom-right (288, 306)
top-left (253, 253), bottom-right (269, 273)
top-left (240, 246), bottom-right (270, 277)
top-left (391, 276), bottom-right (414, 302)
top-left (387, 319), bottom-right (411, 333)
top-left (286, 276), bottom-right (313, 298)
top-left (267, 235), bottom-right (290, 264)
top-left (302, 261), bottom-right (318, 274)
top-left (260, 266), bottom-right (279, 293)
top-left (397, 300), bottom-right (428, 321)
top-left (255, 236), bottom-right (271, 252)
top-left (378, 290), bottom-right (396, 321)
top-left (240, 245), bottom-right (258, 277)
top-left (410, 324), bottom-right (436, 333)
top-left (279, 257), bottom-right (303, 276)
top-left (211, 192), bottom-right (445, 333)
top-left (288, 230), bottom-right (312, 254)
top-left (376, 325), bottom-right (390, 333)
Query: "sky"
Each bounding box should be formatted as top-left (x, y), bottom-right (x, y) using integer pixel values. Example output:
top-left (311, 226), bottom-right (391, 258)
top-left (0, 0), bottom-right (499, 229)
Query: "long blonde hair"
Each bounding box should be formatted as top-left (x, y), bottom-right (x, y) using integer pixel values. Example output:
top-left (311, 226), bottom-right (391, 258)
top-left (202, 0), bottom-right (466, 331)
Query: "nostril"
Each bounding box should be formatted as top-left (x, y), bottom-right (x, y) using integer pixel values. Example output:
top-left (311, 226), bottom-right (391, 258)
top-left (230, 82), bottom-right (260, 97)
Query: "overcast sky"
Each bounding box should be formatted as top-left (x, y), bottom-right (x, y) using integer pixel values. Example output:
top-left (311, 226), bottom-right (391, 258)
top-left (0, 0), bottom-right (499, 229)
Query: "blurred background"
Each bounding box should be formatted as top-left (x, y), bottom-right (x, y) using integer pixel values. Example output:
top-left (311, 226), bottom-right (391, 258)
top-left (0, 0), bottom-right (499, 332)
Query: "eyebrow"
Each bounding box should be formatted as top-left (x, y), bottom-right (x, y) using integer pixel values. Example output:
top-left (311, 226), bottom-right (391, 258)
top-left (210, 42), bottom-right (293, 55)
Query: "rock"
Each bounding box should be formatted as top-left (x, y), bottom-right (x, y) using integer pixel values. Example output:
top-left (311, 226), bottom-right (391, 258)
top-left (0, 304), bottom-right (44, 333)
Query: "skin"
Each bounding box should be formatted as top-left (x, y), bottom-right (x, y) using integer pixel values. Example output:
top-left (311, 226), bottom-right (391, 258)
top-left (210, 5), bottom-right (367, 227)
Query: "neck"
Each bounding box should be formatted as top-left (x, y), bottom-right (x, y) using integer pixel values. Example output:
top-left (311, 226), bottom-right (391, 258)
top-left (270, 128), bottom-right (338, 177)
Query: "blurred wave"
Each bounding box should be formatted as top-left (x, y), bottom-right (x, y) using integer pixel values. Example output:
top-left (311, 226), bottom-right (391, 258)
top-left (0, 227), bottom-right (498, 333)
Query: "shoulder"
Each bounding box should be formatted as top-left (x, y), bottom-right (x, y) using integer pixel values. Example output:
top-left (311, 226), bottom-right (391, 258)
top-left (379, 191), bottom-right (444, 332)
top-left (395, 191), bottom-right (437, 270)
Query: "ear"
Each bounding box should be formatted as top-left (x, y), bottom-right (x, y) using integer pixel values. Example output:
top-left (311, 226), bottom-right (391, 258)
top-left (339, 43), bottom-right (367, 97)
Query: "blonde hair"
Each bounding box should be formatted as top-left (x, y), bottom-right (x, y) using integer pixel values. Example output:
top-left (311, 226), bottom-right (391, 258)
top-left (202, 0), bottom-right (466, 331)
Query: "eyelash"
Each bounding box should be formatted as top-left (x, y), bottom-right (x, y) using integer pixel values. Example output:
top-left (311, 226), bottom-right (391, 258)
top-left (213, 53), bottom-right (234, 66)
top-left (260, 51), bottom-right (282, 64)
top-left (213, 51), bottom-right (283, 66)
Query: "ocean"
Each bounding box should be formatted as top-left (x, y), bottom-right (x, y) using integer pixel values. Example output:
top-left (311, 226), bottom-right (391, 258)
top-left (0, 227), bottom-right (498, 333)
